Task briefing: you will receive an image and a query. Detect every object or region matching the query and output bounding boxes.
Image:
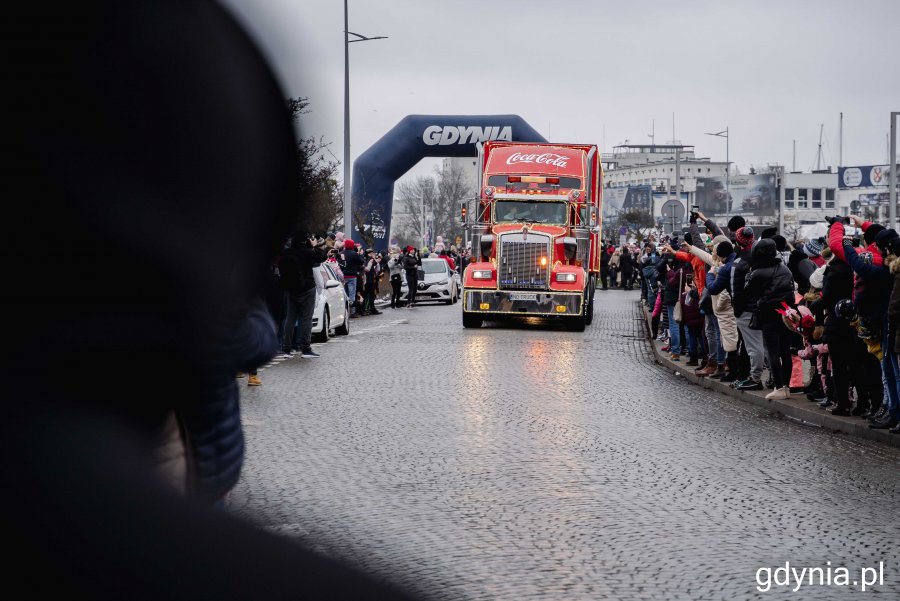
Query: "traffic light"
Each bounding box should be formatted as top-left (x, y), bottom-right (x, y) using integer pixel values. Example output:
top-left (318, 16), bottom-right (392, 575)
top-left (461, 202), bottom-right (467, 222)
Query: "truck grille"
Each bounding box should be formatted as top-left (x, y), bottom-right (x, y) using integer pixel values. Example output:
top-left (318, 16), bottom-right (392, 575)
top-left (499, 234), bottom-right (551, 289)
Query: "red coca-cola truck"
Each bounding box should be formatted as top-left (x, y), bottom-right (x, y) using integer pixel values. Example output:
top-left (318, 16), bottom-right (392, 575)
top-left (461, 141), bottom-right (603, 331)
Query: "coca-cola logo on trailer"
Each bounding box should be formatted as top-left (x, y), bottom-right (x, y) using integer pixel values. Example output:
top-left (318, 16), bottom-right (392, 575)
top-left (505, 152), bottom-right (571, 168)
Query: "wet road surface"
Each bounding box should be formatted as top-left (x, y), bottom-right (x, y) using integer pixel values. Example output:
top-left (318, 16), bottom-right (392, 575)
top-left (230, 290), bottom-right (900, 600)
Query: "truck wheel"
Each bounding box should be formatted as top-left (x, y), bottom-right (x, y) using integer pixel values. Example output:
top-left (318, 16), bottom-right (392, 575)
top-left (564, 314), bottom-right (586, 332)
top-left (462, 312), bottom-right (483, 328)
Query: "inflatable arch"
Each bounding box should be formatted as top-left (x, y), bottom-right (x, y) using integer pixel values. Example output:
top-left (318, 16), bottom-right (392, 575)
top-left (350, 115), bottom-right (546, 249)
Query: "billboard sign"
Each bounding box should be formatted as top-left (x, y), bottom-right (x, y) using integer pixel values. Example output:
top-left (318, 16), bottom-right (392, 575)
top-left (695, 174), bottom-right (777, 218)
top-left (838, 164), bottom-right (897, 189)
top-left (602, 185), bottom-right (652, 217)
top-left (858, 192), bottom-right (891, 206)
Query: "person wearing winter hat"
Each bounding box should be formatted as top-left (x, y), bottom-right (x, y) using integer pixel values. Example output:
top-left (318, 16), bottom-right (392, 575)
top-left (730, 226), bottom-right (765, 389)
top-left (803, 238), bottom-right (825, 266)
top-left (709, 239), bottom-right (739, 380)
top-left (874, 227), bottom-right (899, 257)
top-left (840, 220), bottom-right (890, 418)
top-left (734, 226), bottom-right (755, 250)
top-left (339, 238), bottom-right (363, 316)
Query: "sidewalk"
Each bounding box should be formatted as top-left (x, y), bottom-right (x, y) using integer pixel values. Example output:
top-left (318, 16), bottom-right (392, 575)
top-left (643, 306), bottom-right (900, 449)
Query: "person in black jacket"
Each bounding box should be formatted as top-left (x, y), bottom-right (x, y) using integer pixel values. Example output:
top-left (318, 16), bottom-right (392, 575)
top-left (619, 246), bottom-right (635, 290)
top-left (730, 226), bottom-right (766, 390)
top-left (280, 231), bottom-right (328, 358)
top-left (402, 246), bottom-right (422, 307)
top-left (809, 225), bottom-right (856, 415)
top-left (744, 239), bottom-right (796, 399)
top-left (600, 243), bottom-right (611, 290)
top-left (339, 239), bottom-right (364, 316)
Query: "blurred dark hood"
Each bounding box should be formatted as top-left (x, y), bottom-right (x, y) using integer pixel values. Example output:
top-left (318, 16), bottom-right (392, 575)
top-left (750, 239), bottom-right (779, 268)
top-left (5, 1), bottom-right (297, 409)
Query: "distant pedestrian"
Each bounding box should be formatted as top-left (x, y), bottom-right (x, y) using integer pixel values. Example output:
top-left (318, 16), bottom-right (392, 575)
top-left (279, 231), bottom-right (327, 358)
top-left (402, 246), bottom-right (422, 308)
top-left (339, 239), bottom-right (363, 317)
top-left (387, 246), bottom-right (404, 308)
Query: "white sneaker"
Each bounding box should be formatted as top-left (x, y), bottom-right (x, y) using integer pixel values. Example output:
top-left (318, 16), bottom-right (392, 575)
top-left (765, 387), bottom-right (790, 400)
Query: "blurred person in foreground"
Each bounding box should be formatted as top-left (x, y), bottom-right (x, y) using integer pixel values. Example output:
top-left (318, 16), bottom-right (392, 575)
top-left (2, 2), bottom-right (420, 599)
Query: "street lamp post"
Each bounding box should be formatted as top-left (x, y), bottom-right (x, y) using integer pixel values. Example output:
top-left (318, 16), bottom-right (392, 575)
top-left (343, 0), bottom-right (386, 241)
top-left (705, 127), bottom-right (729, 212)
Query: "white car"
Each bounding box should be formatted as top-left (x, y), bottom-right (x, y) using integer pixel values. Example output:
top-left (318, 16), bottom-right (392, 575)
top-left (401, 257), bottom-right (461, 305)
top-left (312, 262), bottom-right (350, 342)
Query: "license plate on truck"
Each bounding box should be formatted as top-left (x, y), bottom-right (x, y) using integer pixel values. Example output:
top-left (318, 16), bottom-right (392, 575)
top-left (509, 293), bottom-right (537, 301)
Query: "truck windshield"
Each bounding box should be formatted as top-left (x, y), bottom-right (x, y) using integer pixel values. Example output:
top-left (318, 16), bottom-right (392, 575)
top-left (495, 201), bottom-right (568, 225)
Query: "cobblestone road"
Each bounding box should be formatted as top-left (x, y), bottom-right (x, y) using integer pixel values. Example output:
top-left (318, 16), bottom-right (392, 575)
top-left (230, 290), bottom-right (900, 600)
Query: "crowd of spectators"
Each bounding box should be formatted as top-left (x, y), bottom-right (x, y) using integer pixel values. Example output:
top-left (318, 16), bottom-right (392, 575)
top-left (249, 232), bottom-right (471, 382)
top-left (628, 211), bottom-right (900, 434)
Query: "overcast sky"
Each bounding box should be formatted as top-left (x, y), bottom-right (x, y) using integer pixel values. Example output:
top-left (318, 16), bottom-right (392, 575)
top-left (222, 0), bottom-right (899, 183)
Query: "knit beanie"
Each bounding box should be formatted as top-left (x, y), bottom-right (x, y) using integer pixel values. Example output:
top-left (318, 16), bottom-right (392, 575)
top-left (809, 265), bottom-right (826, 290)
top-left (760, 227), bottom-right (778, 240)
top-left (716, 240), bottom-right (734, 258)
top-left (864, 223), bottom-right (885, 246)
top-left (344, 239), bottom-right (355, 250)
top-left (734, 226), bottom-right (755, 249)
top-left (875, 228), bottom-right (899, 254)
top-left (803, 238), bottom-right (823, 257)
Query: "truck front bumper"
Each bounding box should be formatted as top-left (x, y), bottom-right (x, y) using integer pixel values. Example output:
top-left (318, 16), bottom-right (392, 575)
top-left (462, 289), bottom-right (582, 317)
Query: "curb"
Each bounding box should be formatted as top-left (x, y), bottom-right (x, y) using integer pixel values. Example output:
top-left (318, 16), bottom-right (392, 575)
top-left (642, 306), bottom-right (900, 449)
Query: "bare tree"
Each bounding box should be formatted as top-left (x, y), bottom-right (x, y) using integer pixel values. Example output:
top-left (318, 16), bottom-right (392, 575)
top-left (287, 97), bottom-right (342, 235)
top-left (394, 163), bottom-right (474, 248)
top-left (394, 175), bottom-right (436, 244)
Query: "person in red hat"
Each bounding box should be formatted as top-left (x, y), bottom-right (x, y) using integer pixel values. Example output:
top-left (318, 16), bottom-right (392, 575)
top-left (339, 239), bottom-right (363, 317)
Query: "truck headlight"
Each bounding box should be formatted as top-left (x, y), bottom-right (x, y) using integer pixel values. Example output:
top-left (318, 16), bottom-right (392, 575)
top-left (555, 272), bottom-right (577, 283)
top-left (472, 270), bottom-right (493, 280)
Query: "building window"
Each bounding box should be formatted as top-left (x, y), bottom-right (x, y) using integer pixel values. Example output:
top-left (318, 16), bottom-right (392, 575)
top-left (825, 201), bottom-right (835, 209)
top-left (812, 201), bottom-right (822, 209)
top-left (785, 188), bottom-right (794, 200)
top-left (812, 188), bottom-right (822, 201)
top-left (785, 201), bottom-right (795, 209)
top-left (826, 188), bottom-right (835, 200)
